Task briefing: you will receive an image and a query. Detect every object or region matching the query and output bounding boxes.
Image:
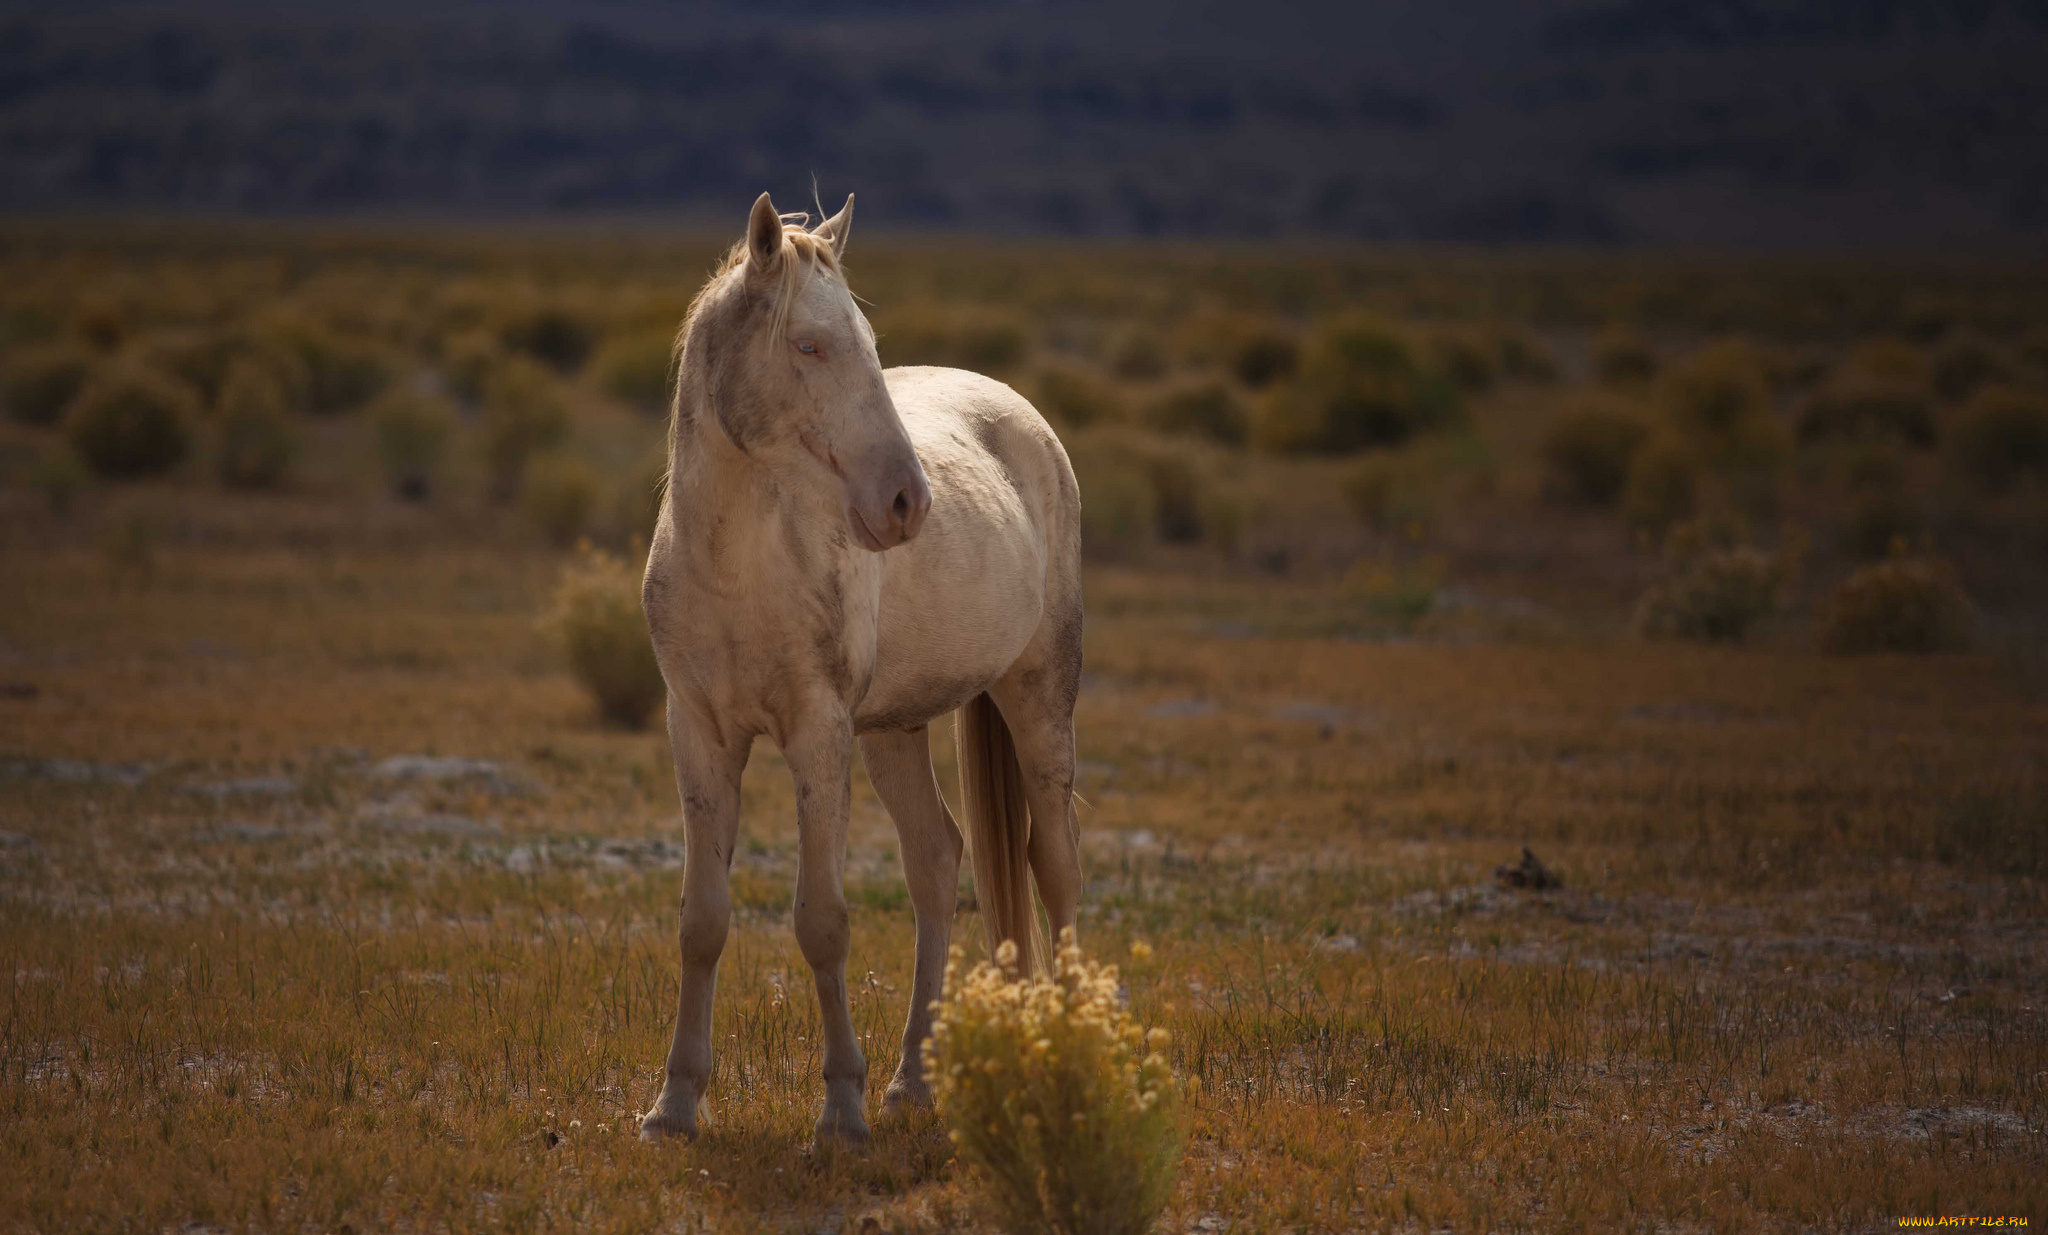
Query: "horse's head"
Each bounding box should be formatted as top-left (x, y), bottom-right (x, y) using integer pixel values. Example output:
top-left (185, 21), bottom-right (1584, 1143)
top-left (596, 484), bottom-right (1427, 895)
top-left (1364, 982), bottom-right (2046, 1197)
top-left (683, 192), bottom-right (931, 552)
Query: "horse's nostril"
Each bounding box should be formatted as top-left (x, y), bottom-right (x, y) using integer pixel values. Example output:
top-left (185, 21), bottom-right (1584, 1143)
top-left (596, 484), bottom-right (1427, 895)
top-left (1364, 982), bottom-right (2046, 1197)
top-left (893, 490), bottom-right (910, 522)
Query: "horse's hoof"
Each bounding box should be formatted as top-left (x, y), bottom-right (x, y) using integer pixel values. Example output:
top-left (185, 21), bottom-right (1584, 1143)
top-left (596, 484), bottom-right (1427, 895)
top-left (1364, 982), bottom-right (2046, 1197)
top-left (814, 1102), bottom-right (872, 1148)
top-left (880, 1073), bottom-right (933, 1118)
top-left (638, 1099), bottom-right (700, 1143)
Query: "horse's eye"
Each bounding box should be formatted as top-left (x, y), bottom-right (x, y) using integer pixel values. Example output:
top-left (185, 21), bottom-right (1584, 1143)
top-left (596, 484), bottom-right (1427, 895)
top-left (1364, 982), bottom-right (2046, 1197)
top-left (795, 339), bottom-right (819, 355)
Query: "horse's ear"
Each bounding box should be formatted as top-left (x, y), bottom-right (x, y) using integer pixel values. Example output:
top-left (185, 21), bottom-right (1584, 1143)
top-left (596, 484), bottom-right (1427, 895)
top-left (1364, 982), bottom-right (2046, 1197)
top-left (814, 194), bottom-right (854, 260)
top-left (745, 192), bottom-right (781, 270)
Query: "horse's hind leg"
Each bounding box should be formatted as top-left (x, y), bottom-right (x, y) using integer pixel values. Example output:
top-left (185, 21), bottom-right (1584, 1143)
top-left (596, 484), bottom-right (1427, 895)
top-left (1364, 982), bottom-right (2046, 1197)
top-left (858, 725), bottom-right (964, 1115)
top-left (640, 699), bottom-right (748, 1142)
top-left (989, 609), bottom-right (1085, 945)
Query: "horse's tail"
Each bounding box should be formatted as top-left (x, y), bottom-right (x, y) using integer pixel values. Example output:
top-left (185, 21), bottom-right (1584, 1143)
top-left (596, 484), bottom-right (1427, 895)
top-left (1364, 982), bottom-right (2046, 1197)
top-left (956, 692), bottom-right (1042, 974)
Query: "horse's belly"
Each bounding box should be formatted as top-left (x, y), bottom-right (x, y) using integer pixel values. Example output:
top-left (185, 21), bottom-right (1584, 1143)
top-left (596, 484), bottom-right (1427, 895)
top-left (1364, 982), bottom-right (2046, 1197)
top-left (854, 519), bottom-right (1044, 733)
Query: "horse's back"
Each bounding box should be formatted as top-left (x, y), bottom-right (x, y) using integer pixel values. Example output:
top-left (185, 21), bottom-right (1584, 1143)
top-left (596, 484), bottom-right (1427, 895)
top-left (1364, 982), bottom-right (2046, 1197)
top-left (854, 367), bottom-right (1080, 732)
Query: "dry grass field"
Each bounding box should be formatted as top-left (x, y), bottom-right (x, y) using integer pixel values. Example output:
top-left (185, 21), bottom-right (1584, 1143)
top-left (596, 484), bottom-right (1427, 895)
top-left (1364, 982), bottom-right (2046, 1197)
top-left (2, 227), bottom-right (2046, 1232)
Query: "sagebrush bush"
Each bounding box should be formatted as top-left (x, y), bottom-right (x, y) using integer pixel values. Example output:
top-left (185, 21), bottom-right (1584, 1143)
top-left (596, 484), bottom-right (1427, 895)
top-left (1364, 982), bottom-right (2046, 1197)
top-left (1228, 329), bottom-right (1297, 388)
top-left (29, 442), bottom-right (88, 517)
top-left (1931, 333), bottom-right (2009, 403)
top-left (4, 342), bottom-right (96, 426)
top-left (1818, 554), bottom-right (1973, 654)
top-left (1143, 381), bottom-right (1247, 445)
top-left (592, 330), bottom-right (675, 413)
top-left (1662, 339), bottom-right (1769, 439)
top-left (499, 306), bottom-right (594, 372)
top-left (1109, 328), bottom-right (1169, 381)
top-left (876, 306), bottom-right (1029, 373)
top-left (1495, 329), bottom-right (1560, 382)
top-left (522, 454), bottom-right (602, 547)
top-left (1254, 315), bottom-right (1457, 454)
top-left (1430, 330), bottom-right (1496, 392)
top-left (1621, 435), bottom-right (1698, 533)
top-left (1594, 326), bottom-right (1658, 384)
top-left (610, 452), bottom-right (670, 546)
top-left (548, 546), bottom-right (665, 728)
top-left (1542, 404), bottom-right (1649, 507)
top-left (1634, 542), bottom-right (1787, 643)
top-left (1947, 385), bottom-right (2048, 493)
top-left (1035, 366), bottom-right (1126, 429)
top-left (64, 367), bottom-right (198, 479)
top-left (371, 389), bottom-right (454, 501)
top-left (254, 316), bottom-right (389, 414)
top-left (214, 363), bottom-right (298, 490)
top-left (481, 356), bottom-right (570, 501)
top-left (1797, 379), bottom-right (1936, 448)
top-left (1837, 337), bottom-right (1929, 388)
top-left (439, 330), bottom-right (504, 405)
top-left (926, 932), bottom-right (1184, 1235)
top-left (134, 329), bottom-right (241, 406)
top-left (1066, 437), bottom-right (1156, 559)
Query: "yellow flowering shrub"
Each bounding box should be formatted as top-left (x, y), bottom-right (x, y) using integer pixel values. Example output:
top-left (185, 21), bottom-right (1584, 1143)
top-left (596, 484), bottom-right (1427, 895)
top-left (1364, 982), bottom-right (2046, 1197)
top-left (925, 930), bottom-right (1185, 1235)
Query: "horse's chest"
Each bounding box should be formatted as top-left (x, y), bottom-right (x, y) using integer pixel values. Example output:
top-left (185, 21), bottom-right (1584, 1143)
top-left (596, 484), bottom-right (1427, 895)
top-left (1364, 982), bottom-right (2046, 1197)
top-left (657, 571), bottom-right (878, 729)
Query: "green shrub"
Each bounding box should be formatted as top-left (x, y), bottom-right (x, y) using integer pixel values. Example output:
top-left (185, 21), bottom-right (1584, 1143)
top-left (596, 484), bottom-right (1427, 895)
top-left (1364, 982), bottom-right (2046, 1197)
top-left (371, 390), bottom-right (455, 501)
top-left (481, 357), bottom-right (571, 501)
top-left (500, 307), bottom-right (595, 373)
top-left (1109, 329), bottom-right (1169, 381)
top-left (4, 343), bottom-right (95, 427)
top-left (1067, 438), bottom-right (1157, 559)
top-left (1931, 333), bottom-right (2009, 403)
top-left (1621, 435), bottom-right (1699, 533)
top-left (1035, 366), bottom-right (1126, 430)
top-left (1143, 381), bottom-right (1248, 445)
top-left (1339, 454), bottom-right (1433, 533)
top-left (1542, 405), bottom-right (1650, 507)
top-left (522, 454), bottom-right (602, 547)
top-left (214, 363), bottom-right (298, 490)
top-left (1496, 329), bottom-right (1559, 382)
top-left (610, 452), bottom-right (670, 547)
top-left (1430, 331), bottom-right (1496, 393)
top-left (1634, 543), bottom-right (1786, 643)
top-left (439, 330), bottom-right (504, 405)
top-left (927, 932), bottom-right (1185, 1235)
top-left (1594, 326), bottom-right (1658, 384)
top-left (1662, 339), bottom-right (1769, 439)
top-left (29, 442), bottom-right (88, 517)
top-left (255, 317), bottom-right (391, 415)
top-left (64, 368), bottom-right (198, 479)
top-left (1947, 386), bottom-right (2048, 493)
top-left (1818, 554), bottom-right (1973, 654)
top-left (1253, 315), bottom-right (1457, 454)
top-left (1838, 489), bottom-right (1921, 562)
top-left (592, 330), bottom-right (675, 413)
top-left (134, 330), bottom-right (241, 406)
top-left (1797, 380), bottom-right (1937, 448)
top-left (876, 306), bottom-right (1029, 373)
top-left (1837, 337), bottom-right (1929, 388)
top-left (1230, 330), bottom-right (1298, 388)
top-left (548, 546), bottom-right (665, 728)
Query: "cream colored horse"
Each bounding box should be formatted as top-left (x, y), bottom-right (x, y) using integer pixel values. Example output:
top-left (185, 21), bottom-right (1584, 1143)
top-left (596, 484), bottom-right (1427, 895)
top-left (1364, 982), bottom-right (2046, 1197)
top-left (637, 193), bottom-right (1084, 1146)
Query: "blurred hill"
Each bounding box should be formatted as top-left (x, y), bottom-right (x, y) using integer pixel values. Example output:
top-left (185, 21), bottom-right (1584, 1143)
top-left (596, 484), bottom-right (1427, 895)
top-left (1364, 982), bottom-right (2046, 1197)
top-left (1, 0), bottom-right (2044, 246)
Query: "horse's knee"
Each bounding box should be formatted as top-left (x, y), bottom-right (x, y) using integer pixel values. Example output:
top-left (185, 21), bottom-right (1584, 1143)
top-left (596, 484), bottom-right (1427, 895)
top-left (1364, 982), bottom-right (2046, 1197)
top-left (678, 890), bottom-right (730, 969)
top-left (793, 892), bottom-right (850, 970)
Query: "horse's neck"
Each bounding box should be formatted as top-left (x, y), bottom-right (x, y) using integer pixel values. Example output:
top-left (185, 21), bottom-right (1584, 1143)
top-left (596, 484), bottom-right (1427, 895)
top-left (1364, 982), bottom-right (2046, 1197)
top-left (666, 408), bottom-right (838, 589)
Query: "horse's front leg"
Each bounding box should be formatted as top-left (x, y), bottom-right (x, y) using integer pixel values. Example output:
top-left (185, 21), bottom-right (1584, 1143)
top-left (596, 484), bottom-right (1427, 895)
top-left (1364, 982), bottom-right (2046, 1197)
top-left (786, 709), bottom-right (870, 1146)
top-left (640, 700), bottom-right (748, 1142)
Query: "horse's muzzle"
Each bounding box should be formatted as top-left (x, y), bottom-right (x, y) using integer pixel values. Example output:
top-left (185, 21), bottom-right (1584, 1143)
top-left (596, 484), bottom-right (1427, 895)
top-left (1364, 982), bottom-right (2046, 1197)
top-left (847, 462), bottom-right (931, 552)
